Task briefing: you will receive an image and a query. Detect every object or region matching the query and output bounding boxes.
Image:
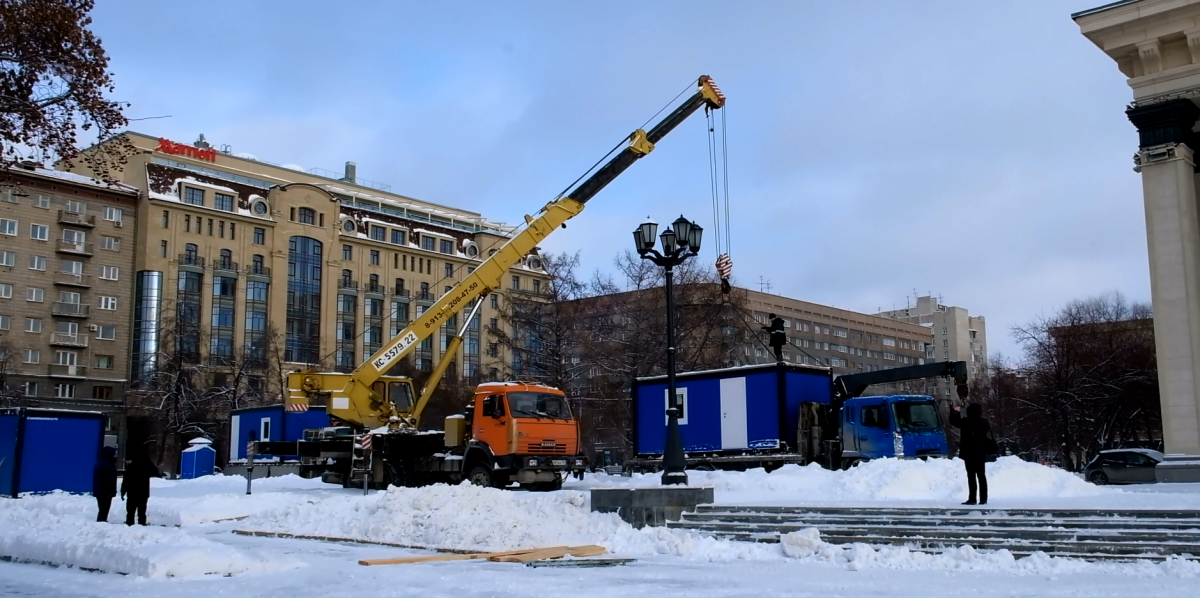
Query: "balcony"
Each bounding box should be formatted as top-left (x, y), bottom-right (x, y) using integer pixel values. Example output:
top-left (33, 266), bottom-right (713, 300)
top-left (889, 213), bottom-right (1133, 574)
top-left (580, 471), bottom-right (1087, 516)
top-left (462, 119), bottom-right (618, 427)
top-left (338, 279), bottom-right (358, 291)
top-left (416, 291), bottom-right (434, 301)
top-left (50, 333), bottom-right (88, 347)
top-left (48, 364), bottom-right (87, 378)
top-left (51, 302), bottom-right (90, 318)
top-left (247, 264), bottom-right (271, 278)
top-left (364, 282), bottom-right (385, 294)
top-left (178, 253), bottom-right (205, 268)
top-left (53, 272), bottom-right (92, 287)
top-left (57, 210), bottom-right (95, 228)
top-left (214, 259), bottom-right (239, 273)
top-left (393, 287), bottom-right (410, 299)
top-left (55, 239), bottom-right (93, 256)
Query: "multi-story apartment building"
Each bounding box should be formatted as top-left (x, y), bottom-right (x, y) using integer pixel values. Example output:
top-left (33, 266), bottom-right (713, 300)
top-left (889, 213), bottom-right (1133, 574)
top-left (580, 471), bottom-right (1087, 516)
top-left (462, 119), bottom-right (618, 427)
top-left (69, 132), bottom-right (549, 395)
top-left (742, 289), bottom-right (931, 376)
top-left (0, 162), bottom-right (139, 441)
top-left (877, 295), bottom-right (988, 399)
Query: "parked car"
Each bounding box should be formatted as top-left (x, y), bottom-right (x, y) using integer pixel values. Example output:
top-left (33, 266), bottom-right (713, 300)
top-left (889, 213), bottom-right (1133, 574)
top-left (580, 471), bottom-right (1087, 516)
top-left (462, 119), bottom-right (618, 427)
top-left (1083, 449), bottom-right (1164, 485)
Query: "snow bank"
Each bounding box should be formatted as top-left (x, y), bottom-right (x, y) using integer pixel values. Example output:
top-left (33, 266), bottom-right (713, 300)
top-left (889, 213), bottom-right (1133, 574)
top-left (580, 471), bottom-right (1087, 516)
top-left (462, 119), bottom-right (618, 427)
top-left (248, 482), bottom-right (778, 561)
top-left (573, 457), bottom-right (1171, 508)
top-left (0, 496), bottom-right (290, 577)
top-left (780, 528), bottom-right (1200, 577)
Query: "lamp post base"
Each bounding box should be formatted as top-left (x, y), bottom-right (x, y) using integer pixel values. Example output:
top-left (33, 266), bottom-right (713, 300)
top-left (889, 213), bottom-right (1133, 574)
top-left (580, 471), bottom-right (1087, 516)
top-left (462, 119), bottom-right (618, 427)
top-left (661, 470), bottom-right (688, 485)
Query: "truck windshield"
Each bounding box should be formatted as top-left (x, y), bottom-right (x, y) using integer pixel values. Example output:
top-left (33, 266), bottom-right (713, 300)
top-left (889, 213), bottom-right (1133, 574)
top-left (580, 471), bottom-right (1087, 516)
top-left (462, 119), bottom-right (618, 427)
top-left (507, 392), bottom-right (572, 420)
top-left (891, 401), bottom-right (942, 432)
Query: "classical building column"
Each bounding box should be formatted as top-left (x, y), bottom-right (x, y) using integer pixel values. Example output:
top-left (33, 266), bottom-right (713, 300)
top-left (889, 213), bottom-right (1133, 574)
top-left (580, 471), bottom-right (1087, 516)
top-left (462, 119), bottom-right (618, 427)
top-left (1127, 99), bottom-right (1200, 480)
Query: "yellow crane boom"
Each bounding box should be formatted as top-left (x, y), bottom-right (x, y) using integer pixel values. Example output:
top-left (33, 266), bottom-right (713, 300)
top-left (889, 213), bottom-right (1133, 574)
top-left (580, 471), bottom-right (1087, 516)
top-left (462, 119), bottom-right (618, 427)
top-left (289, 75), bottom-right (725, 429)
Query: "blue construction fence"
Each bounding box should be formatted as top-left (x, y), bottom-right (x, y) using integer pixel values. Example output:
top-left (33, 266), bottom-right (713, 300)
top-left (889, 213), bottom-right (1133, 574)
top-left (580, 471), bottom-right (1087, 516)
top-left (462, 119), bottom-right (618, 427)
top-left (0, 408), bottom-right (106, 497)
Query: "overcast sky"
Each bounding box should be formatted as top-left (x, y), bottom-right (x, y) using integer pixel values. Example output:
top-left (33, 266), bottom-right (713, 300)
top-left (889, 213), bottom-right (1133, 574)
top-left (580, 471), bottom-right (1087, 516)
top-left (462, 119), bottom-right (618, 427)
top-left (89, 0), bottom-right (1136, 359)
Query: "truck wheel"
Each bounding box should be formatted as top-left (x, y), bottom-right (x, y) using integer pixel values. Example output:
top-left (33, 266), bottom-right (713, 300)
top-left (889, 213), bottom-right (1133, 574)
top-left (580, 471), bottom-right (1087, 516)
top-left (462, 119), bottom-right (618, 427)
top-left (694, 464), bottom-right (716, 472)
top-left (841, 458), bottom-right (859, 471)
top-left (378, 462), bottom-right (406, 489)
top-left (466, 465), bottom-right (495, 488)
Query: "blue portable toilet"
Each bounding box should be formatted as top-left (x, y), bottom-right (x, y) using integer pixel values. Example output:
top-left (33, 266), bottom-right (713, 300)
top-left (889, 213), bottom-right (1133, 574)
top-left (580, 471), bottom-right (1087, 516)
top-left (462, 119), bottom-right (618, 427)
top-left (0, 408), bottom-right (106, 497)
top-left (180, 437), bottom-right (216, 479)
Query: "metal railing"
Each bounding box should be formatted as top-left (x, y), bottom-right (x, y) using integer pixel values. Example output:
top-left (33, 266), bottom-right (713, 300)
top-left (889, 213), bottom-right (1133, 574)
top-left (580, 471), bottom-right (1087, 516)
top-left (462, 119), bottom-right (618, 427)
top-left (364, 282), bottom-right (385, 294)
top-left (57, 210), bottom-right (95, 227)
top-left (55, 239), bottom-right (94, 255)
top-left (214, 259), bottom-right (239, 272)
top-left (247, 264), bottom-right (271, 276)
top-left (178, 253), bottom-right (205, 267)
top-left (393, 287), bottom-right (410, 298)
top-left (53, 272), bottom-right (91, 286)
top-left (49, 333), bottom-right (88, 347)
top-left (338, 279), bottom-right (359, 290)
top-left (48, 364), bottom-right (87, 377)
top-left (51, 302), bottom-right (89, 317)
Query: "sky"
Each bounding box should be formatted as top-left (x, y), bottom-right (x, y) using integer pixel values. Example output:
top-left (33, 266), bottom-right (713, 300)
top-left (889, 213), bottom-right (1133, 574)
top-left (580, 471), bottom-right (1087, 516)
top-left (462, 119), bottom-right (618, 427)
top-left (87, 0), bottom-right (1138, 360)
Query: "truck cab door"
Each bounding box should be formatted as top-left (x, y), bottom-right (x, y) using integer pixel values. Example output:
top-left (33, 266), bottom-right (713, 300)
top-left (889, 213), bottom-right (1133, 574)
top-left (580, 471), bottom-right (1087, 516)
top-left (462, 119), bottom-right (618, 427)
top-left (841, 406), bottom-right (860, 457)
top-left (858, 404), bottom-right (890, 459)
top-left (474, 394), bottom-right (509, 456)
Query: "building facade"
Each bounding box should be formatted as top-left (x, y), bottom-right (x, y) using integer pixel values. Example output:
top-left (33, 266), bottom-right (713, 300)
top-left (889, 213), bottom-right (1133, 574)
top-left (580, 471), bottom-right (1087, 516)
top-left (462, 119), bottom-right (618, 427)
top-left (877, 295), bottom-right (987, 399)
top-left (70, 131), bottom-right (550, 396)
top-left (742, 289), bottom-right (932, 380)
top-left (1076, 0), bottom-right (1200, 480)
top-left (0, 163), bottom-right (139, 445)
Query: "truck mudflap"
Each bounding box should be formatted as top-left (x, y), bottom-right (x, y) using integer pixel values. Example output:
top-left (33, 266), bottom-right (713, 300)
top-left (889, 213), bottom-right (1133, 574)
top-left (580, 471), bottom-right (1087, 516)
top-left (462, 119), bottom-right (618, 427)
top-left (625, 453), bottom-right (804, 474)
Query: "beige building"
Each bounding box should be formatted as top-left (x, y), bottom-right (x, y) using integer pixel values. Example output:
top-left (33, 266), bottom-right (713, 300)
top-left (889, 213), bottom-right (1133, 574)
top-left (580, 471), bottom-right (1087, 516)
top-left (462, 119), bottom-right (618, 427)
top-left (1075, 0), bottom-right (1200, 480)
top-left (69, 132), bottom-right (549, 397)
top-left (0, 162), bottom-right (139, 441)
top-left (877, 295), bottom-right (987, 400)
top-left (743, 289), bottom-right (932, 380)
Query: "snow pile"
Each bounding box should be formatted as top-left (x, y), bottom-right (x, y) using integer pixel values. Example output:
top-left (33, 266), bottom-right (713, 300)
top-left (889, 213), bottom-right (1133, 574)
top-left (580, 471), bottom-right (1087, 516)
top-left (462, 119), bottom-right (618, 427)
top-left (248, 482), bottom-right (778, 561)
top-left (0, 496), bottom-right (290, 577)
top-left (576, 457), bottom-right (1119, 507)
top-left (779, 528), bottom-right (1200, 577)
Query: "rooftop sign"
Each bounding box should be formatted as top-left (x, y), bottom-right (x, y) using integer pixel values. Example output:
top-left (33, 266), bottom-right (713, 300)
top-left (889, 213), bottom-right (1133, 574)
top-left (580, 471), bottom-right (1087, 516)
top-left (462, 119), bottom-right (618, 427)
top-left (154, 138), bottom-right (217, 162)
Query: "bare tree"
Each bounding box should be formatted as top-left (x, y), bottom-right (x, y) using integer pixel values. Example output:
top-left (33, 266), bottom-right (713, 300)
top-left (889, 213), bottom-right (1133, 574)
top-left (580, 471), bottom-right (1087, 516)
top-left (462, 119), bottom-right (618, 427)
top-left (998, 292), bottom-right (1159, 470)
top-left (0, 0), bottom-right (135, 183)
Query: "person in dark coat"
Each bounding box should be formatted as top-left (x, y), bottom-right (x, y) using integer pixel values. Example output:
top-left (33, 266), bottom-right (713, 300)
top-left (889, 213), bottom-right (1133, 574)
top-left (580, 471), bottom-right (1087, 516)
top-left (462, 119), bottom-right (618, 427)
top-left (121, 452), bottom-right (159, 526)
top-left (761, 313), bottom-right (786, 362)
top-left (949, 403), bottom-right (992, 505)
top-left (91, 446), bottom-right (118, 522)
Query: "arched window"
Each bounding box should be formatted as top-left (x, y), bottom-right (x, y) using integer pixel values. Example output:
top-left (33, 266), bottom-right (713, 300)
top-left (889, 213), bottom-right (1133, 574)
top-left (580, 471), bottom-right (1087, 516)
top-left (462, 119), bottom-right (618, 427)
top-left (298, 207), bottom-right (315, 225)
top-left (341, 269), bottom-right (352, 283)
top-left (184, 243), bottom-right (197, 258)
top-left (219, 248), bottom-right (232, 269)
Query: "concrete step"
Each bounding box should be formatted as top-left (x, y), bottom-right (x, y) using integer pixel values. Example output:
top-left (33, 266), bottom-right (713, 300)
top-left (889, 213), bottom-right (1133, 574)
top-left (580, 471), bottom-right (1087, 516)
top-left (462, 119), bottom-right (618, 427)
top-left (681, 511), bottom-right (1200, 531)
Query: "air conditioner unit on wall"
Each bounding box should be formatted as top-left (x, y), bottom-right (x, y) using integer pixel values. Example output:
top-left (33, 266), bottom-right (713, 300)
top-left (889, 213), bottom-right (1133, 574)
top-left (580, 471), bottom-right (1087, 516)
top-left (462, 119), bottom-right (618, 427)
top-left (88, 325), bottom-right (98, 331)
top-left (114, 221), bottom-right (123, 227)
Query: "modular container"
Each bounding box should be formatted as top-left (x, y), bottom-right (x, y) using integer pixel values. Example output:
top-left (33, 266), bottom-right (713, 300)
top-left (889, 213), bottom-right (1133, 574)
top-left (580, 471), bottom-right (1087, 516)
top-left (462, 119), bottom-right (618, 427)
top-left (230, 405), bottom-right (329, 461)
top-left (0, 408), bottom-right (107, 497)
top-left (633, 363), bottom-right (832, 456)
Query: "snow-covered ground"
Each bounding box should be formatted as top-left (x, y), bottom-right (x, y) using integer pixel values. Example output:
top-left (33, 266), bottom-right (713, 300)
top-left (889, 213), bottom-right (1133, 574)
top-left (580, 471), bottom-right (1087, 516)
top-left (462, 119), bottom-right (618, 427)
top-left (1, 457), bottom-right (1198, 596)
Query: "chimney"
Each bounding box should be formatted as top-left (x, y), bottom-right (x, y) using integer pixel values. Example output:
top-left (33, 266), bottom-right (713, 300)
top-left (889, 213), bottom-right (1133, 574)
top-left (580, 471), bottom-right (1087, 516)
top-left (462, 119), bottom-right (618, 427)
top-left (343, 161), bottom-right (357, 185)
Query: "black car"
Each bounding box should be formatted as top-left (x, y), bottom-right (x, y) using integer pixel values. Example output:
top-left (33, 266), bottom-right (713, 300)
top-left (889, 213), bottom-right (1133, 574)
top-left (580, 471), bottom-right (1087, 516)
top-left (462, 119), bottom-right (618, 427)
top-left (1083, 449), bottom-right (1163, 485)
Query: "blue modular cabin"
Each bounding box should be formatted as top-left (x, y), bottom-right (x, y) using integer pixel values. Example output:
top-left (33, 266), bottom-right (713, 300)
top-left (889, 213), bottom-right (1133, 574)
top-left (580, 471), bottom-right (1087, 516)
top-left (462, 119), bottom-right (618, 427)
top-left (633, 363), bottom-right (833, 456)
top-left (0, 408), bottom-right (106, 497)
top-left (229, 405), bottom-right (329, 461)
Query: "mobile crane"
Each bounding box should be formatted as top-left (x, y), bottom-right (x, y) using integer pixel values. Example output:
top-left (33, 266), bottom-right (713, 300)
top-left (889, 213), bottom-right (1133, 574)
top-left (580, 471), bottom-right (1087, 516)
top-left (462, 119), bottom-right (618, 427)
top-left (255, 75), bottom-right (727, 490)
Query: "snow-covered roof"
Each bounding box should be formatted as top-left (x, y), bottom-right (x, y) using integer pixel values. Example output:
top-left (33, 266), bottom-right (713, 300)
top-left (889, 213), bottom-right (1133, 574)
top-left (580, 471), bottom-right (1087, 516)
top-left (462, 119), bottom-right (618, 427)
top-left (12, 165), bottom-right (138, 195)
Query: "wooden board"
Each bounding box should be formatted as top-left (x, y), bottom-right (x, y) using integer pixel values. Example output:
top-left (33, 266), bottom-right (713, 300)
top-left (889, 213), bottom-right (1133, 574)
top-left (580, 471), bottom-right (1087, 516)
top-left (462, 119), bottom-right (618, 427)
top-left (488, 545), bottom-right (606, 563)
top-left (359, 547), bottom-right (569, 567)
top-left (232, 529), bottom-right (471, 554)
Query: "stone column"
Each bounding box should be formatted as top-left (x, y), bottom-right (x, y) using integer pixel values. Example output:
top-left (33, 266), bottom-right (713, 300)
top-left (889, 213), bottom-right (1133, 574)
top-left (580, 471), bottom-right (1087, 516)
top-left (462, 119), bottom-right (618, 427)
top-left (1127, 99), bottom-right (1200, 481)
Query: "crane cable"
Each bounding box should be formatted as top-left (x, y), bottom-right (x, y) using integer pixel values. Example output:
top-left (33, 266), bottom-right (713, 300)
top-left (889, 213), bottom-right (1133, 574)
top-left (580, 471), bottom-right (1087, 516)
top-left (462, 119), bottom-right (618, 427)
top-left (707, 103), bottom-right (733, 294)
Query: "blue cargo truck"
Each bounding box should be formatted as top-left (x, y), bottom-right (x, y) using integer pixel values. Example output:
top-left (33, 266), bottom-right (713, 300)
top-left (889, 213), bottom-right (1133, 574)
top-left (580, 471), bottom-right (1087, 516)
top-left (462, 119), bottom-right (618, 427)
top-left (627, 361), bottom-right (968, 472)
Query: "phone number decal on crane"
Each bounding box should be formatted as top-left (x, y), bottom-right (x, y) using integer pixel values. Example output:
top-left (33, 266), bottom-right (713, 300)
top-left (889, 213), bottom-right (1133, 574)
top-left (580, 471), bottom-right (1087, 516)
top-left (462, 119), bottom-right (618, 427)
top-left (372, 331), bottom-right (419, 371)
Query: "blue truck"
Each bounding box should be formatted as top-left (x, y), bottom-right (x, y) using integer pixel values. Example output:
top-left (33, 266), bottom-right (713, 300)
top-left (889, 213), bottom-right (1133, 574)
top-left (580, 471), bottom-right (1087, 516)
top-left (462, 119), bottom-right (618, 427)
top-left (627, 361), bottom-right (967, 472)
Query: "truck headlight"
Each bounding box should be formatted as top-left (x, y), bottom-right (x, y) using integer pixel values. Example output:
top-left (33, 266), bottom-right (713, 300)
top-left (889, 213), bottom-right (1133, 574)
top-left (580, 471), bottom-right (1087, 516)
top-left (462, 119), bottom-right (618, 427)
top-left (575, 458), bottom-right (585, 467)
top-left (526, 458), bottom-right (538, 467)
top-left (551, 459), bottom-right (567, 467)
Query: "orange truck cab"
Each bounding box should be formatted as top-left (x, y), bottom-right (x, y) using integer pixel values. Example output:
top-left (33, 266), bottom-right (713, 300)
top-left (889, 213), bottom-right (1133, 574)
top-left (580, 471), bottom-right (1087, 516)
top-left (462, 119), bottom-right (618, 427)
top-left (461, 381), bottom-right (585, 490)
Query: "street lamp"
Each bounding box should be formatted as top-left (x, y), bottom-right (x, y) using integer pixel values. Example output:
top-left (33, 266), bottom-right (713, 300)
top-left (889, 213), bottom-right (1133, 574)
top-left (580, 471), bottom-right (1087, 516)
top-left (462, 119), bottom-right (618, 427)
top-left (632, 215), bottom-right (703, 485)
